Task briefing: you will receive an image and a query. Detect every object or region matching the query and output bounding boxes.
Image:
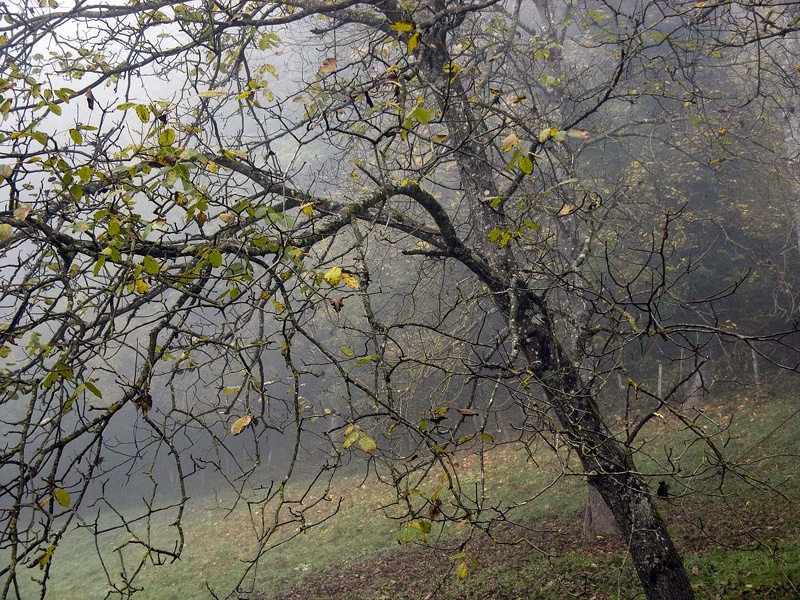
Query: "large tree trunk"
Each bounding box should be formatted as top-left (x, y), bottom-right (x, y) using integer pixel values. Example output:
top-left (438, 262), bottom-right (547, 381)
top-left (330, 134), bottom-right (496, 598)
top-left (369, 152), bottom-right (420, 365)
top-left (415, 23), bottom-right (695, 600)
top-left (517, 297), bottom-right (694, 599)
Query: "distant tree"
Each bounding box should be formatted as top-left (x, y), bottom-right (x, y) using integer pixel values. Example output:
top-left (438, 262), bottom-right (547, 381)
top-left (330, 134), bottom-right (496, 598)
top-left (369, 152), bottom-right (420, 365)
top-left (1, 2), bottom-right (798, 599)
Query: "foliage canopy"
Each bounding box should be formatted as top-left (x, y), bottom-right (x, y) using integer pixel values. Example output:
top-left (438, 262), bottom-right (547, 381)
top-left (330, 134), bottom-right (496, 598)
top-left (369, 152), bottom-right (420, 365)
top-left (1, 1), bottom-right (799, 599)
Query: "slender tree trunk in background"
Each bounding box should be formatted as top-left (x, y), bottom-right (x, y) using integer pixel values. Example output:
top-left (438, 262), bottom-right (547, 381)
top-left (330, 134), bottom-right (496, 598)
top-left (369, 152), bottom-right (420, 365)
top-left (752, 347), bottom-right (761, 396)
top-left (777, 20), bottom-right (800, 252)
top-left (583, 486), bottom-right (618, 538)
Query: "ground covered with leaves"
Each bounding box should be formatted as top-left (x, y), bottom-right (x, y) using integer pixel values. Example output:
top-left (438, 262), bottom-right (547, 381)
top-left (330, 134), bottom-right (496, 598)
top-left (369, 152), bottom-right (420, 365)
top-left (266, 500), bottom-right (799, 600)
top-left (265, 398), bottom-right (800, 600)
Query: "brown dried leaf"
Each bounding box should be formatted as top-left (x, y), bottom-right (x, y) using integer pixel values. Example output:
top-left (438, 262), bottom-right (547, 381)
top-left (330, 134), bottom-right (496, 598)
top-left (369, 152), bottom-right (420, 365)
top-left (558, 204), bottom-right (576, 217)
top-left (320, 57), bottom-right (337, 74)
top-left (13, 204), bottom-right (31, 220)
top-left (456, 408), bottom-right (478, 416)
top-left (501, 133), bottom-right (519, 152)
top-left (134, 392), bottom-right (153, 413)
top-left (231, 414), bottom-right (253, 436)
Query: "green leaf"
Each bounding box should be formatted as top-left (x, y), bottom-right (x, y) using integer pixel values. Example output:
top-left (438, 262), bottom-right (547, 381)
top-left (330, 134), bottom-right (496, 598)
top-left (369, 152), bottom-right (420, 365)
top-left (358, 434), bottom-right (377, 455)
top-left (32, 545), bottom-right (55, 570)
top-left (135, 104), bottom-right (150, 123)
top-left (84, 381), bottom-right (102, 398)
top-left (143, 255), bottom-right (160, 275)
top-left (207, 250), bottom-right (223, 268)
top-left (340, 345), bottom-right (355, 358)
top-left (505, 148), bottom-right (520, 171)
top-left (69, 128), bottom-right (83, 144)
top-left (55, 88), bottom-right (75, 102)
top-left (31, 131), bottom-right (48, 146)
top-left (522, 220), bottom-right (540, 231)
top-left (519, 154), bottom-right (533, 175)
top-left (158, 128), bottom-right (176, 146)
top-left (76, 165), bottom-right (94, 182)
top-left (54, 487), bottom-right (70, 507)
top-left (42, 371), bottom-right (58, 389)
top-left (163, 168), bottom-right (178, 188)
top-left (412, 106), bottom-right (432, 124)
top-left (0, 223), bottom-right (13, 241)
top-left (93, 255), bottom-right (106, 276)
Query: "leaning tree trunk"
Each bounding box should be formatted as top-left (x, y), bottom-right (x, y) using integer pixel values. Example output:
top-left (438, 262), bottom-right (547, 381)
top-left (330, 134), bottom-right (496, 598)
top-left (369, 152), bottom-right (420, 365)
top-left (414, 15), bottom-right (694, 599)
top-left (516, 294), bottom-right (694, 600)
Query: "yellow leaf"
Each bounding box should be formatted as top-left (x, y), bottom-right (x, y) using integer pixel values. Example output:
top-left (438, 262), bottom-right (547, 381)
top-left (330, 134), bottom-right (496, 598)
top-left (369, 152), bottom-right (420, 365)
top-left (31, 544), bottom-right (56, 570)
top-left (407, 31), bottom-right (420, 53)
top-left (300, 203), bottom-right (314, 217)
top-left (54, 488), bottom-right (70, 507)
top-left (324, 266), bottom-right (342, 286)
top-left (456, 561), bottom-right (469, 579)
top-left (135, 279), bottom-right (149, 294)
top-left (391, 20), bottom-right (416, 33)
top-left (343, 431), bottom-right (359, 449)
top-left (342, 272), bottom-right (360, 289)
top-left (198, 89), bottom-right (227, 98)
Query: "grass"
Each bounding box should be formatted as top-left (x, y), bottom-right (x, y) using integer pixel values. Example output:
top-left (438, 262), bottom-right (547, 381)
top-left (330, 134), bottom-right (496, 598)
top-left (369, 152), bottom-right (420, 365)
top-left (19, 392), bottom-right (800, 599)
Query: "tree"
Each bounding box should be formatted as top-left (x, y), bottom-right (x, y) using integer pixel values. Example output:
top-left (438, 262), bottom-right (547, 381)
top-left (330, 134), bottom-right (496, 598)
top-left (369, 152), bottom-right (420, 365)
top-left (1, 1), bottom-right (798, 599)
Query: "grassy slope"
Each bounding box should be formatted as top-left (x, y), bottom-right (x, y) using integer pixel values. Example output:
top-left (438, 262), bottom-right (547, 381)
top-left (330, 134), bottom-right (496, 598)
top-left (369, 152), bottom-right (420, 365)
top-left (28, 393), bottom-right (800, 599)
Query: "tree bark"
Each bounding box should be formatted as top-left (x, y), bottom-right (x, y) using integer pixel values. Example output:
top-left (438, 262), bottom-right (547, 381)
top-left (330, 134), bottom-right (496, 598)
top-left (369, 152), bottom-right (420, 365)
top-left (412, 16), bottom-right (695, 598)
top-left (516, 295), bottom-right (694, 599)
